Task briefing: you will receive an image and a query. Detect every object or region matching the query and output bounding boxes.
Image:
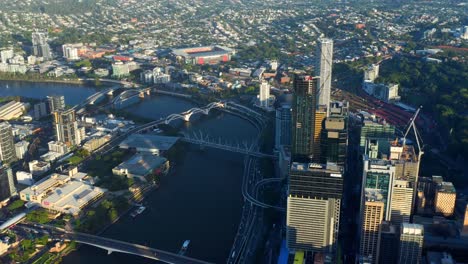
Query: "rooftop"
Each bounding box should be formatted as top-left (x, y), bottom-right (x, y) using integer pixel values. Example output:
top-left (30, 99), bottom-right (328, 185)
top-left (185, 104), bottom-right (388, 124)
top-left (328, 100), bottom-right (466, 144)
top-left (119, 134), bottom-right (179, 152)
top-left (113, 154), bottom-right (167, 176)
top-left (172, 45), bottom-right (233, 57)
top-left (365, 188), bottom-right (386, 202)
top-left (21, 173), bottom-right (69, 197)
top-left (401, 223), bottom-right (424, 235)
top-left (290, 162), bottom-right (342, 174)
top-left (42, 181), bottom-right (105, 215)
top-left (437, 181), bottom-right (456, 193)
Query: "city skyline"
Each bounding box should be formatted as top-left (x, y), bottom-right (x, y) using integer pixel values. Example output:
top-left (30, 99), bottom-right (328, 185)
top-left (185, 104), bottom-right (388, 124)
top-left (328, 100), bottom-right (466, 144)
top-left (0, 0), bottom-right (466, 263)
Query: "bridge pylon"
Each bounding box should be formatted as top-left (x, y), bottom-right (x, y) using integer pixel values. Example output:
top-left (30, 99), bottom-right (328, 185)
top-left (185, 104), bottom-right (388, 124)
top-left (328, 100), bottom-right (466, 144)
top-left (183, 113), bottom-right (192, 122)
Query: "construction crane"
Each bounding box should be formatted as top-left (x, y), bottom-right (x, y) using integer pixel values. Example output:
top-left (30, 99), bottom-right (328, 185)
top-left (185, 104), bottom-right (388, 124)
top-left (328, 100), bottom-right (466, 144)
top-left (402, 106), bottom-right (424, 161)
top-left (403, 106), bottom-right (424, 217)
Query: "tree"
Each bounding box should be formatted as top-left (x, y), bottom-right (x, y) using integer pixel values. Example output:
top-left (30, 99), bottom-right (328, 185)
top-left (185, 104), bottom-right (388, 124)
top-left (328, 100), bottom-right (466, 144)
top-left (7, 200), bottom-right (25, 211)
top-left (26, 209), bottom-right (50, 224)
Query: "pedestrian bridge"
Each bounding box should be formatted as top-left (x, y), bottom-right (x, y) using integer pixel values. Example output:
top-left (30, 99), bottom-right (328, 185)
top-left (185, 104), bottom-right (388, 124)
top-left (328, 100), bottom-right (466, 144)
top-left (181, 134), bottom-right (276, 159)
top-left (165, 102), bottom-right (226, 123)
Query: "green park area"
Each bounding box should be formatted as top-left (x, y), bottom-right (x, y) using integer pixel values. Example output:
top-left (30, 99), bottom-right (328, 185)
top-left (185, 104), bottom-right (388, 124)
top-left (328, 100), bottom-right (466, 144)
top-left (377, 57), bottom-right (467, 159)
top-left (86, 149), bottom-right (135, 191)
top-left (7, 235), bottom-right (49, 263)
top-left (74, 197), bottom-right (130, 233)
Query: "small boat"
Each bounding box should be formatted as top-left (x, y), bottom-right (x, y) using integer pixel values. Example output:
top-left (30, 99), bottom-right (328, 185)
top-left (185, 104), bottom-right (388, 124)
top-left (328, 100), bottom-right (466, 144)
top-left (131, 206), bottom-right (146, 218)
top-left (178, 240), bottom-right (190, 255)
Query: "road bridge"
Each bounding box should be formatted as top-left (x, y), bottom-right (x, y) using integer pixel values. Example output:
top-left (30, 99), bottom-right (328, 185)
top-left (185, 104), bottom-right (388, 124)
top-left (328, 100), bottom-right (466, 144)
top-left (242, 158), bottom-right (285, 211)
top-left (112, 88), bottom-right (151, 108)
top-left (153, 89), bottom-right (193, 98)
top-left (19, 224), bottom-right (212, 264)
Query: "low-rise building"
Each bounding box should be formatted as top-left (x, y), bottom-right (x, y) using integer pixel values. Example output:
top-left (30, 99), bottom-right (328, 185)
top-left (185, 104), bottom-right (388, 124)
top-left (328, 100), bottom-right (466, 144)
top-left (112, 154), bottom-right (169, 182)
top-left (83, 135), bottom-right (111, 152)
top-left (48, 141), bottom-right (69, 155)
top-left (0, 101), bottom-right (30, 120)
top-left (28, 160), bottom-right (51, 176)
top-left (16, 171), bottom-right (33, 186)
top-left (119, 134), bottom-right (178, 155)
top-left (94, 68), bottom-right (109, 77)
top-left (19, 173), bottom-right (105, 216)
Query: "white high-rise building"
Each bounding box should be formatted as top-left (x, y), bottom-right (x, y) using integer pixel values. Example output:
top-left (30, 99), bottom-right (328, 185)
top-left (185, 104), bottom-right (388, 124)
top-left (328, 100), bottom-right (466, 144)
top-left (269, 60), bottom-right (278, 71)
top-left (32, 31), bottom-right (52, 60)
top-left (62, 44), bottom-right (80, 61)
top-left (259, 80), bottom-right (270, 108)
top-left (316, 38), bottom-right (333, 114)
top-left (0, 49), bottom-right (14, 63)
top-left (364, 64), bottom-right (380, 82)
top-left (15, 141), bottom-right (29, 159)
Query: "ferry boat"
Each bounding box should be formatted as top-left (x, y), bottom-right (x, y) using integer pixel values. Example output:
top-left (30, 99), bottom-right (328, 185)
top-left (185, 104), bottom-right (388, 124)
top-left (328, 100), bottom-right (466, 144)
top-left (130, 206), bottom-right (146, 218)
top-left (178, 240), bottom-right (190, 255)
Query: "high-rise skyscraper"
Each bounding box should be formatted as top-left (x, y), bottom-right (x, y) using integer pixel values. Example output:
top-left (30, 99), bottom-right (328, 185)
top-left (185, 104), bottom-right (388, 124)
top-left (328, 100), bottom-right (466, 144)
top-left (359, 190), bottom-right (385, 264)
top-left (398, 223), bottom-right (423, 264)
top-left (275, 104), bottom-right (292, 149)
top-left (258, 80), bottom-right (270, 108)
top-left (287, 162), bottom-right (343, 256)
top-left (316, 38), bottom-right (333, 114)
top-left (434, 181), bottom-right (456, 217)
top-left (47, 95), bottom-right (65, 113)
top-left (33, 101), bottom-right (48, 120)
top-left (378, 222), bottom-right (398, 264)
top-left (291, 75), bottom-right (319, 161)
top-left (359, 115), bottom-right (395, 154)
top-left (53, 109), bottom-right (79, 147)
top-left (0, 122), bottom-right (16, 164)
top-left (32, 31), bottom-right (52, 60)
top-left (362, 158), bottom-right (395, 221)
top-left (321, 101), bottom-right (348, 167)
top-left (0, 164), bottom-right (16, 201)
top-left (390, 180), bottom-right (414, 226)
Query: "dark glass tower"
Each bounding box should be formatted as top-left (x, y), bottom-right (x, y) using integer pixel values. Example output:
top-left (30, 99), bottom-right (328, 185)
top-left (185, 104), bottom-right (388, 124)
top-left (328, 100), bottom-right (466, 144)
top-left (291, 75), bottom-right (319, 162)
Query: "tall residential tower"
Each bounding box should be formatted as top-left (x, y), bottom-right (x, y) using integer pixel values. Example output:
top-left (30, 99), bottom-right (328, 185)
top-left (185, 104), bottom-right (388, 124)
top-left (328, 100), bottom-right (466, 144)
top-left (32, 31), bottom-right (52, 60)
top-left (53, 109), bottom-right (80, 147)
top-left (316, 38), bottom-right (333, 114)
top-left (0, 122), bottom-right (16, 164)
top-left (291, 75), bottom-right (319, 162)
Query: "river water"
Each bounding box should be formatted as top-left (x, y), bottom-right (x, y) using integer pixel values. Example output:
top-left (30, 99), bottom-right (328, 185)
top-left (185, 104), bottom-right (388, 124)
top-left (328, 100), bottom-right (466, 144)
top-left (0, 82), bottom-right (254, 263)
top-left (0, 80), bottom-right (98, 106)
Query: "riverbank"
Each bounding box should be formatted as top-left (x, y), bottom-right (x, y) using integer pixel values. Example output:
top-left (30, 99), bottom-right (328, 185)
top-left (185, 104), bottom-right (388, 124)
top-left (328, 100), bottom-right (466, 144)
top-left (0, 76), bottom-right (115, 88)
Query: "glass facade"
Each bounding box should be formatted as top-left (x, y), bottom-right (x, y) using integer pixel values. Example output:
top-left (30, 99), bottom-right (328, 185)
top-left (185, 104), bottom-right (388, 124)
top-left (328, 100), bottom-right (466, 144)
top-left (359, 122), bottom-right (395, 154)
top-left (365, 171), bottom-right (391, 216)
top-left (291, 75), bottom-right (318, 161)
top-left (290, 166), bottom-right (343, 199)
